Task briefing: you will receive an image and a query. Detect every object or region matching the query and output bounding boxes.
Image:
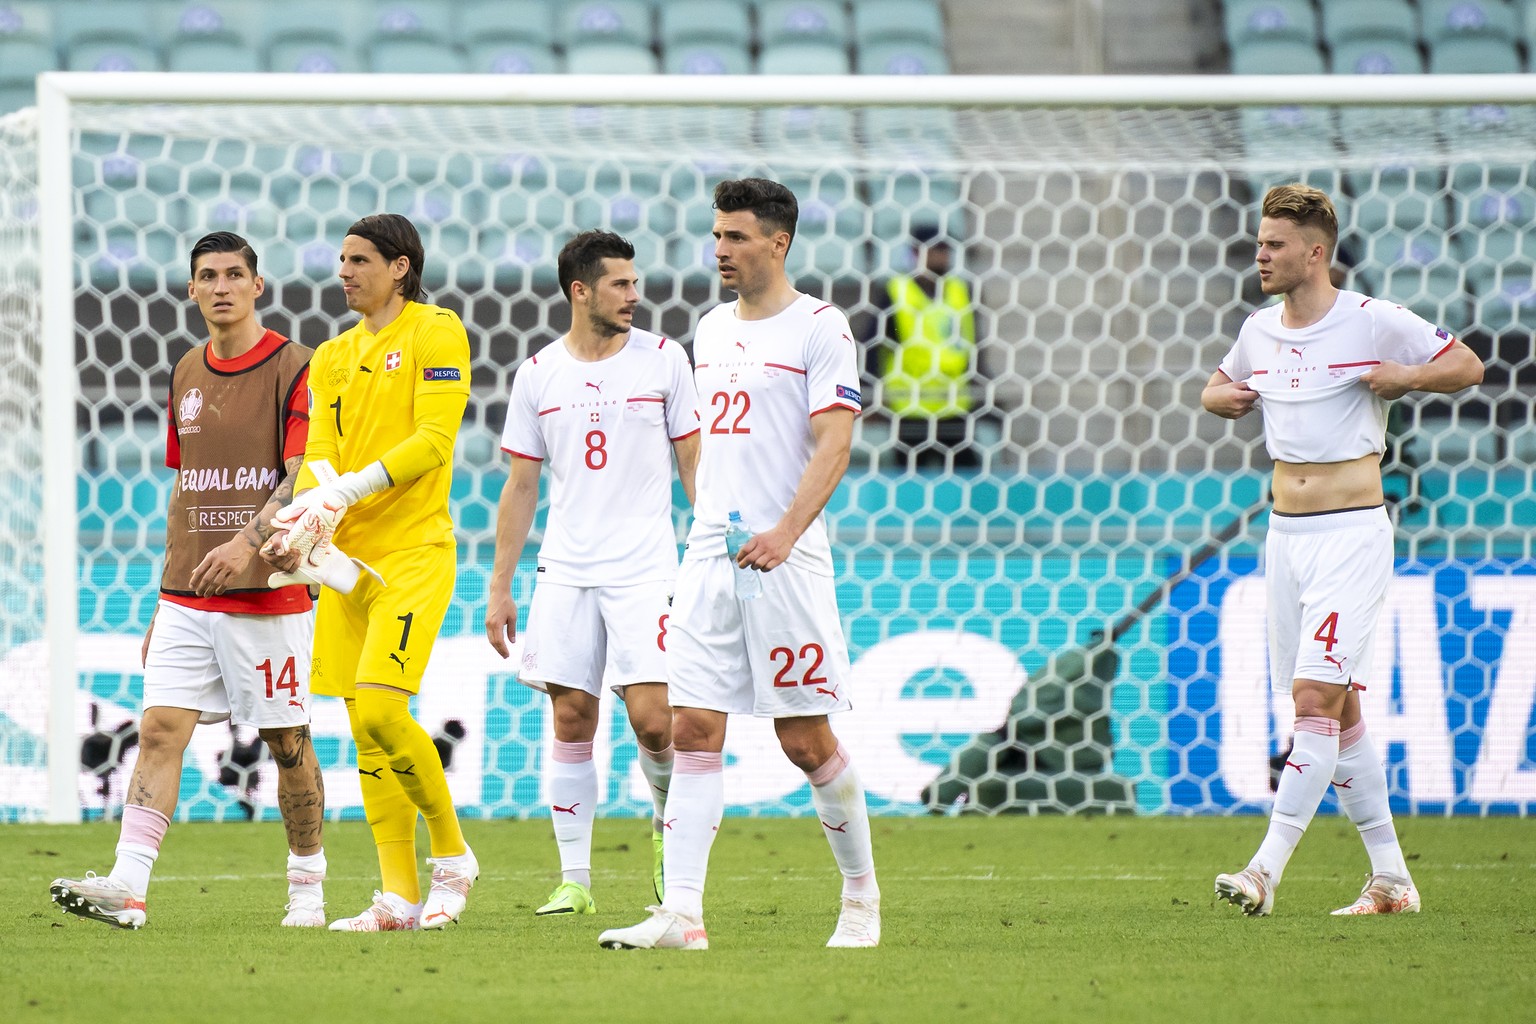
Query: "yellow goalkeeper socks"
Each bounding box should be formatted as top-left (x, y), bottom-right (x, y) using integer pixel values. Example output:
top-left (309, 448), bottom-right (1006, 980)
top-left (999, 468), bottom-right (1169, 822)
top-left (355, 686), bottom-right (468, 860)
top-left (346, 698), bottom-right (421, 904)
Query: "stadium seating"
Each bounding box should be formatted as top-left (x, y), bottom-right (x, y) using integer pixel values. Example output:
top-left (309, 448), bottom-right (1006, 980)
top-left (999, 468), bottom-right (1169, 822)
top-left (1223, 0), bottom-right (1318, 48)
top-left (1419, 0), bottom-right (1520, 44)
top-left (1322, 1), bottom-right (1418, 51)
top-left (565, 40), bottom-right (659, 74)
top-left (1343, 166), bottom-right (1450, 235)
top-left (658, 0), bottom-right (754, 47)
top-left (758, 40), bottom-right (852, 74)
top-left (1330, 37), bottom-right (1424, 74)
top-left (557, 1), bottom-right (655, 48)
top-left (467, 40), bottom-right (562, 74)
top-left (360, 0), bottom-right (460, 44)
top-left (159, 1), bottom-right (261, 49)
top-left (851, 0), bottom-right (947, 46)
top-left (663, 42), bottom-right (754, 75)
top-left (758, 0), bottom-right (850, 47)
top-left (166, 38), bottom-right (261, 73)
top-left (459, 0), bottom-right (556, 48)
top-left (1428, 36), bottom-right (1522, 72)
top-left (366, 37), bottom-right (470, 74)
top-left (1228, 37), bottom-right (1327, 73)
top-left (857, 40), bottom-right (950, 75)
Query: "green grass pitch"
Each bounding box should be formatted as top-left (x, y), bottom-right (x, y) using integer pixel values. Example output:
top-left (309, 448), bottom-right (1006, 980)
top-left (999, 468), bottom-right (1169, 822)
top-left (2, 816), bottom-right (1530, 1024)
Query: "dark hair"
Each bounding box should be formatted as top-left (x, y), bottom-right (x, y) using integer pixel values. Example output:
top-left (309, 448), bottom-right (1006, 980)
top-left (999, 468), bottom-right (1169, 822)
top-left (189, 231), bottom-right (258, 277)
top-left (557, 230), bottom-right (636, 301)
top-left (346, 213), bottom-right (426, 302)
top-left (713, 177), bottom-right (798, 243)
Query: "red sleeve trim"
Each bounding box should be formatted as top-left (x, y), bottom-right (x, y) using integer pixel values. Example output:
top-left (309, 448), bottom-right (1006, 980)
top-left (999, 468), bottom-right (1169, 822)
top-left (695, 362), bottom-right (711, 369)
top-left (1329, 360), bottom-right (1381, 370)
top-left (501, 447), bottom-right (543, 462)
top-left (670, 427), bottom-right (701, 442)
top-left (811, 402), bottom-right (860, 417)
top-left (659, 336), bottom-right (668, 348)
top-left (537, 406), bottom-right (561, 416)
top-left (764, 362), bottom-right (807, 375)
top-left (811, 303), bottom-right (834, 315)
top-left (1430, 338), bottom-right (1457, 360)
top-left (1360, 298), bottom-right (1372, 307)
top-left (1251, 369), bottom-right (1268, 375)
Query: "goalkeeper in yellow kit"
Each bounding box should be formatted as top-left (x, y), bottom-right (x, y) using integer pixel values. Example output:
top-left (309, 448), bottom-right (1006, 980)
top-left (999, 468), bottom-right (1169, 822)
top-left (265, 214), bottom-right (475, 931)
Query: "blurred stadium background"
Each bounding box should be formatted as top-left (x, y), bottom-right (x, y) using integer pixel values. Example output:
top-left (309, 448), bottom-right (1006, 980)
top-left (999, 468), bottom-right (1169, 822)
top-left (0, 0), bottom-right (1532, 824)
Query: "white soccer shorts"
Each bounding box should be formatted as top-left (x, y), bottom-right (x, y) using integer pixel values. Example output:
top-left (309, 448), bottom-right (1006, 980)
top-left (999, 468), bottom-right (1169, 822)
top-left (666, 555), bottom-right (853, 717)
top-left (518, 580), bottom-right (673, 697)
top-left (143, 600), bottom-right (315, 728)
top-left (1265, 505), bottom-right (1392, 691)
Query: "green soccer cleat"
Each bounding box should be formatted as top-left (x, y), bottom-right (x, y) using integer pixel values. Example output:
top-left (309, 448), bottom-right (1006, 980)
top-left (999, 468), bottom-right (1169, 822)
top-left (536, 880), bottom-right (596, 916)
top-left (652, 828), bottom-right (665, 903)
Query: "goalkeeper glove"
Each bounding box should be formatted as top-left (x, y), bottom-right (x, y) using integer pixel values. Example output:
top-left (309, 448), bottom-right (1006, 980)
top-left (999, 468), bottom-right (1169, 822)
top-left (268, 539), bottom-right (386, 595)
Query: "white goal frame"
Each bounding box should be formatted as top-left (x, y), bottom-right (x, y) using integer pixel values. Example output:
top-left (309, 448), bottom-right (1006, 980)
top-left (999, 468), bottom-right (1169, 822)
top-left (33, 71), bottom-right (1536, 822)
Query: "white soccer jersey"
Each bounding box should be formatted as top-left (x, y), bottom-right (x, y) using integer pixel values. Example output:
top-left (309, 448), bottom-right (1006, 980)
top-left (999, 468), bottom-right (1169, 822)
top-left (500, 328), bottom-right (700, 586)
top-left (686, 294), bottom-right (861, 576)
top-left (1218, 290), bottom-right (1457, 464)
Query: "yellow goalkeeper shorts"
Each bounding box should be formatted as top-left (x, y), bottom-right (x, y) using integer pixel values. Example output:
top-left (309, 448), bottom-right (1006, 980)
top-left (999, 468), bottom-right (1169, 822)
top-left (309, 542), bottom-right (456, 697)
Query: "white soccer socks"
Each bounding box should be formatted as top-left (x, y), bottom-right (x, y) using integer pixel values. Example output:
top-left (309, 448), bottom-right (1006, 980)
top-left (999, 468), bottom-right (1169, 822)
top-left (636, 742), bottom-right (675, 831)
top-left (550, 740), bottom-right (598, 889)
top-left (111, 804), bottom-right (171, 897)
top-left (1333, 721), bottom-right (1412, 880)
top-left (1252, 716), bottom-right (1340, 884)
top-left (658, 750), bottom-right (724, 921)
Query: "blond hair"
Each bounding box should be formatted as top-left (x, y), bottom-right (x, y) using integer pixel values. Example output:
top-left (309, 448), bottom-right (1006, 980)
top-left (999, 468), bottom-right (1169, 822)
top-left (1261, 184), bottom-right (1338, 258)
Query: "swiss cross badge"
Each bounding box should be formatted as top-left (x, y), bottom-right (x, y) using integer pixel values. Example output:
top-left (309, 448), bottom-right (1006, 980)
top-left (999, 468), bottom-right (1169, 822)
top-left (385, 350), bottom-right (402, 371)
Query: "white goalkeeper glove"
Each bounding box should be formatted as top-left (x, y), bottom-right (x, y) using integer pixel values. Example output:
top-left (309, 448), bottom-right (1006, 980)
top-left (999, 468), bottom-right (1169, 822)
top-left (266, 459), bottom-right (389, 560)
top-left (268, 540), bottom-right (386, 595)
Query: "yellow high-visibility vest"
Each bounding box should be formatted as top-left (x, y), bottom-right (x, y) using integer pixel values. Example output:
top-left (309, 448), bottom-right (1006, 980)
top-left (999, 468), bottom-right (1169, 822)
top-left (883, 274), bottom-right (975, 417)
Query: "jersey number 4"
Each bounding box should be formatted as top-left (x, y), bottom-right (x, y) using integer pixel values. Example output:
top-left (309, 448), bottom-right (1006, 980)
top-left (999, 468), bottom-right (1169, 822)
top-left (1313, 611), bottom-right (1340, 652)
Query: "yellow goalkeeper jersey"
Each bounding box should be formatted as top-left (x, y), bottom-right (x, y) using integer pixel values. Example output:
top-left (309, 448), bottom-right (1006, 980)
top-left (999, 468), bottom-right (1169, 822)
top-left (303, 300), bottom-right (471, 561)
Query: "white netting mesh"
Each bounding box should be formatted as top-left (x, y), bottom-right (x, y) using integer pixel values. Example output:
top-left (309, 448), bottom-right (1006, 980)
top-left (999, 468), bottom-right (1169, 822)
top-left (2, 86), bottom-right (1532, 821)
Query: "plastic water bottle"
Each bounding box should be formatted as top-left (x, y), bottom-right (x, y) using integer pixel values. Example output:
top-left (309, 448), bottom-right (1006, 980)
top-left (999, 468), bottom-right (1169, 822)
top-left (724, 511), bottom-right (763, 600)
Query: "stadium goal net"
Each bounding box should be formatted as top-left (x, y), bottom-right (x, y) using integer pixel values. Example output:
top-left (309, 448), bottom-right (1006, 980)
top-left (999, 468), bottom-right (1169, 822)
top-left (2, 73), bottom-right (1532, 823)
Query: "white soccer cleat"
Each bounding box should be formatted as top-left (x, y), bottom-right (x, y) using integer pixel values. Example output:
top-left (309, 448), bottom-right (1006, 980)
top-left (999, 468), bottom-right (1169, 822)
top-left (281, 870), bottom-right (326, 928)
top-left (327, 891), bottom-right (420, 932)
top-left (826, 895), bottom-right (881, 948)
top-left (49, 872), bottom-right (147, 930)
top-left (420, 847), bottom-right (478, 930)
top-left (1214, 866), bottom-right (1275, 916)
top-left (598, 906), bottom-right (709, 950)
top-left (1331, 873), bottom-right (1421, 916)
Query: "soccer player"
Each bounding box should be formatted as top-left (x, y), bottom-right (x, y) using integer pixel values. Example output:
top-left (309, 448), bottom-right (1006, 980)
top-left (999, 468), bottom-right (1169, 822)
top-left (599, 178), bottom-right (880, 951)
top-left (50, 231), bottom-right (327, 929)
top-left (486, 230), bottom-right (700, 917)
top-left (1204, 184), bottom-right (1482, 916)
top-left (266, 214), bottom-right (477, 932)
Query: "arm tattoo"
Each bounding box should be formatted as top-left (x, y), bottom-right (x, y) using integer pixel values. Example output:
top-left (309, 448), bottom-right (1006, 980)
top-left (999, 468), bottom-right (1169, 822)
top-left (240, 454), bottom-right (305, 549)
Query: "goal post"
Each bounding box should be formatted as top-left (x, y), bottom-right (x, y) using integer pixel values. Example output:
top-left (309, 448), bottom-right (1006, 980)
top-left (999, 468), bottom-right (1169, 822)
top-left (6, 72), bottom-right (1534, 823)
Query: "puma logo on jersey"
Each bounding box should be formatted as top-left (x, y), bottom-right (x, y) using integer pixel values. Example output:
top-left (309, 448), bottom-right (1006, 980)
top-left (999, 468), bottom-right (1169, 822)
top-left (1289, 347), bottom-right (1302, 357)
top-left (1324, 654), bottom-right (1348, 674)
top-left (734, 341), bottom-right (747, 352)
top-left (358, 767), bottom-right (384, 779)
top-left (815, 685), bottom-right (840, 700)
top-left (389, 652), bottom-right (409, 672)
top-left (585, 381), bottom-right (603, 394)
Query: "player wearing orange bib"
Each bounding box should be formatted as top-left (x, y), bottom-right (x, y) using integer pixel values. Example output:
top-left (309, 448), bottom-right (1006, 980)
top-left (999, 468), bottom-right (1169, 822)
top-left (268, 214), bottom-right (476, 932)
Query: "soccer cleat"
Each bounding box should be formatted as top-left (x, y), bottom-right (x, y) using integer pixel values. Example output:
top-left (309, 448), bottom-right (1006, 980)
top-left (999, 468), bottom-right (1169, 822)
top-left (420, 846), bottom-right (478, 930)
top-left (652, 828), bottom-right (665, 903)
top-left (327, 891), bottom-right (420, 932)
top-left (1214, 866), bottom-right (1275, 916)
top-left (1331, 873), bottom-right (1422, 916)
top-left (281, 870), bottom-right (326, 928)
top-left (598, 906), bottom-right (709, 950)
top-left (826, 895), bottom-right (881, 948)
top-left (536, 880), bottom-right (596, 916)
top-left (49, 872), bottom-right (147, 930)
